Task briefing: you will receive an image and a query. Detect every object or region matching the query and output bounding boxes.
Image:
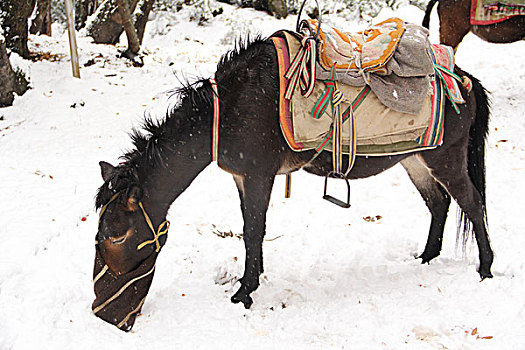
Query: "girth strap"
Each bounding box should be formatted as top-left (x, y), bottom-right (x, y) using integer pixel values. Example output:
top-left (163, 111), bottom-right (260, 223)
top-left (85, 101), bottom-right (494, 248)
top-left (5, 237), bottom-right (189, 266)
top-left (210, 78), bottom-right (220, 162)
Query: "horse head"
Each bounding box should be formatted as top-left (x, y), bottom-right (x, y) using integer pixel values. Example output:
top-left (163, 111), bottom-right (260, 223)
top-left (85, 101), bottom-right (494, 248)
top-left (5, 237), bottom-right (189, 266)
top-left (95, 161), bottom-right (168, 276)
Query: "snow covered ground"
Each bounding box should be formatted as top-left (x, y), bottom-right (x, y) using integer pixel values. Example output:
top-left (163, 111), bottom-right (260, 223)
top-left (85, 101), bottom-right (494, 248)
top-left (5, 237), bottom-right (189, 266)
top-left (1, 4), bottom-right (524, 349)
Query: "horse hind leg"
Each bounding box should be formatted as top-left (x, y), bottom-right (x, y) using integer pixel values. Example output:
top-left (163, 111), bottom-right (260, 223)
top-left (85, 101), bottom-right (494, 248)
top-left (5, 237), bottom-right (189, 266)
top-left (231, 172), bottom-right (275, 308)
top-left (420, 149), bottom-right (493, 279)
top-left (401, 155), bottom-right (451, 264)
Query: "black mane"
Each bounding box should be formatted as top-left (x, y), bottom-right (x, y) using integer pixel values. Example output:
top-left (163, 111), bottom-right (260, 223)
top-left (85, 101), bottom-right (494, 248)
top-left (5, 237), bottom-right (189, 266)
top-left (95, 80), bottom-right (212, 209)
top-left (96, 36), bottom-right (271, 209)
top-left (215, 36), bottom-right (271, 88)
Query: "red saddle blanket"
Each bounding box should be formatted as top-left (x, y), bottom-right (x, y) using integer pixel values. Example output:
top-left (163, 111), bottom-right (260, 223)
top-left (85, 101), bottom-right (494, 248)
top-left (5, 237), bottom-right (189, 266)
top-left (471, 0), bottom-right (525, 25)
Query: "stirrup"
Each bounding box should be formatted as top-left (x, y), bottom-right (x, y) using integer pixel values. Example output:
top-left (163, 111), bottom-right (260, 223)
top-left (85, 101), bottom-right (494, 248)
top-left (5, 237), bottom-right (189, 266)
top-left (323, 171), bottom-right (351, 208)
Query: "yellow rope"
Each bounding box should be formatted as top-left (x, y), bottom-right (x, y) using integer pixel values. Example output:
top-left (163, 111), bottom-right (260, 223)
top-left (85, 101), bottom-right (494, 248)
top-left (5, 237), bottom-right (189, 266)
top-left (98, 193), bottom-right (170, 253)
top-left (136, 201), bottom-right (170, 252)
top-left (98, 192), bottom-right (120, 219)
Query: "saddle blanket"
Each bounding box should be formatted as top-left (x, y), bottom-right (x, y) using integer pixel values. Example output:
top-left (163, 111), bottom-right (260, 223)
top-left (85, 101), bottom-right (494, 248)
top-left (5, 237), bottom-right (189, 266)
top-left (471, 0), bottom-right (525, 25)
top-left (271, 31), bottom-right (465, 156)
top-left (309, 19), bottom-right (435, 115)
top-left (306, 17), bottom-right (406, 74)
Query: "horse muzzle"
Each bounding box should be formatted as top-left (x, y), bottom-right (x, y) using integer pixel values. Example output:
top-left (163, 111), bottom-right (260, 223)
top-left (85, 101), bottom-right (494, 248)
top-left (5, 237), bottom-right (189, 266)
top-left (92, 245), bottom-right (159, 332)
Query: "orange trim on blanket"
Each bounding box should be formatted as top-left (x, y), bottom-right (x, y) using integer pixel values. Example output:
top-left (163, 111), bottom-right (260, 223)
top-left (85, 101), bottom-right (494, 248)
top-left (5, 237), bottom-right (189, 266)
top-left (271, 36), bottom-right (303, 150)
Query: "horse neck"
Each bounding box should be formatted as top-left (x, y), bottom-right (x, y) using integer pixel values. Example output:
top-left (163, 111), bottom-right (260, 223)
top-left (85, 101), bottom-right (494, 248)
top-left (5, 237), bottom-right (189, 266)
top-left (137, 89), bottom-right (214, 221)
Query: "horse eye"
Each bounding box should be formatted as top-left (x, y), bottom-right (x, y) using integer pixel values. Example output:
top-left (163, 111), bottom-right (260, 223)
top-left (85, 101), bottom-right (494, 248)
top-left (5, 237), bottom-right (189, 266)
top-left (110, 234), bottom-right (127, 244)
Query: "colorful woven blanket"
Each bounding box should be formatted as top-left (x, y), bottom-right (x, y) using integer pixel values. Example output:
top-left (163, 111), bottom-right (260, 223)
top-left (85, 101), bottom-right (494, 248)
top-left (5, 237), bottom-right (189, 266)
top-left (306, 18), bottom-right (405, 74)
top-left (471, 0), bottom-right (525, 25)
top-left (313, 21), bottom-right (434, 116)
top-left (271, 32), bottom-right (466, 156)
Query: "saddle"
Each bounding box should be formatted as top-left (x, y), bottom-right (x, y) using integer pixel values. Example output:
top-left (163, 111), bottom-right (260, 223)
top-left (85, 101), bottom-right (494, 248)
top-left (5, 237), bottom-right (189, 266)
top-left (271, 18), bottom-right (469, 206)
top-left (471, 0), bottom-right (525, 25)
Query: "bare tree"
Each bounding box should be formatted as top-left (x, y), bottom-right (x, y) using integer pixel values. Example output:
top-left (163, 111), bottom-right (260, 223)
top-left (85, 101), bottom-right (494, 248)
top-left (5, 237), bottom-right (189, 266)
top-left (134, 0), bottom-right (156, 44)
top-left (86, 0), bottom-right (155, 64)
top-left (86, 0), bottom-right (139, 44)
top-left (0, 0), bottom-right (37, 58)
top-left (0, 35), bottom-right (29, 107)
top-left (30, 0), bottom-right (53, 35)
top-left (75, 0), bottom-right (100, 30)
top-left (116, 0), bottom-right (140, 57)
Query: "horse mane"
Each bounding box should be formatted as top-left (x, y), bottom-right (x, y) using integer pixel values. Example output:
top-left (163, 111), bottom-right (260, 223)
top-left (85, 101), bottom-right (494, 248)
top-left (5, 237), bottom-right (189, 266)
top-left (95, 79), bottom-right (213, 209)
top-left (96, 36), bottom-right (272, 209)
top-left (215, 35), bottom-right (272, 85)
top-left (126, 79), bottom-right (213, 164)
top-left (118, 35), bottom-right (270, 169)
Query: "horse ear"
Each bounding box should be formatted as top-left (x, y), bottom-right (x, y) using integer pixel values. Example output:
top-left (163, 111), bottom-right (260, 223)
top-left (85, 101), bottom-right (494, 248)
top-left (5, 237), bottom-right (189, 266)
top-left (126, 186), bottom-right (142, 212)
top-left (100, 161), bottom-right (116, 182)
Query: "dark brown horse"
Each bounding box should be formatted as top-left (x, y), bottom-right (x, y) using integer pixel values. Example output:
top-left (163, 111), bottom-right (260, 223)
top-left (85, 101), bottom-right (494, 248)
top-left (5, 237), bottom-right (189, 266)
top-left (423, 0), bottom-right (525, 50)
top-left (95, 37), bottom-right (493, 312)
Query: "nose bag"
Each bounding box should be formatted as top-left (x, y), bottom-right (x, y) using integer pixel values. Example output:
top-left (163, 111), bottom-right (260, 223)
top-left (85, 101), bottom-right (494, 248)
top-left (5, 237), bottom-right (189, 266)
top-left (92, 246), bottom-right (159, 332)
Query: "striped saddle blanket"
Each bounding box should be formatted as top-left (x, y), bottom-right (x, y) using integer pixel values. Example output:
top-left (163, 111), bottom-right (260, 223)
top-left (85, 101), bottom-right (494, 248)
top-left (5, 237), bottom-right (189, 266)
top-left (271, 31), bottom-right (467, 157)
top-left (471, 0), bottom-right (525, 25)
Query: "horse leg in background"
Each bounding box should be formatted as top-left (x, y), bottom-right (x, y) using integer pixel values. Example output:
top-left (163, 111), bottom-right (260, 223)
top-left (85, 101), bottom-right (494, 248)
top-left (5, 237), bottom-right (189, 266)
top-left (420, 148), bottom-right (493, 279)
top-left (231, 172), bottom-right (276, 308)
top-left (401, 155), bottom-right (451, 263)
top-left (437, 0), bottom-right (471, 51)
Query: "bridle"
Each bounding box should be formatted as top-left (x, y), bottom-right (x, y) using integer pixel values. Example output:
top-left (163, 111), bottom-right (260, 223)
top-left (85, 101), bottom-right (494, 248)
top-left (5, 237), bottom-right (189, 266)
top-left (98, 192), bottom-right (170, 253)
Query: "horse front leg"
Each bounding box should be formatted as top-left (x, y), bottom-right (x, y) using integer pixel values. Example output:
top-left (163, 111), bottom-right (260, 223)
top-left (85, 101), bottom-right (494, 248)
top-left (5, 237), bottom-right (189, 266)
top-left (231, 173), bottom-right (275, 308)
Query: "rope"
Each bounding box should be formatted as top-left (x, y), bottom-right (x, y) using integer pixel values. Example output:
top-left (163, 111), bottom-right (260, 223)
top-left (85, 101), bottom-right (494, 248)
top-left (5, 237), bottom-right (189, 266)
top-left (284, 36), bottom-right (317, 100)
top-left (136, 202), bottom-right (170, 252)
top-left (310, 85), bottom-right (371, 161)
top-left (98, 192), bottom-right (170, 253)
top-left (311, 65), bottom-right (337, 119)
top-left (98, 192), bottom-right (120, 220)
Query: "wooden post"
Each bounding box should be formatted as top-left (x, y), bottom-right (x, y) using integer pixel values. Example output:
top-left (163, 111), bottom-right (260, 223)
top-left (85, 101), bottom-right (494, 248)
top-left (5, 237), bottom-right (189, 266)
top-left (64, 0), bottom-right (80, 78)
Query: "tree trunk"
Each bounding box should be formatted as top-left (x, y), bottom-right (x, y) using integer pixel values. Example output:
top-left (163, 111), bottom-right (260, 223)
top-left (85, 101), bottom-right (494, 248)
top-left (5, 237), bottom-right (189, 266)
top-left (0, 0), bottom-right (37, 58)
top-left (30, 0), bottom-right (52, 35)
top-left (75, 0), bottom-right (99, 30)
top-left (86, 0), bottom-right (139, 44)
top-left (0, 37), bottom-right (29, 107)
top-left (116, 0), bottom-right (140, 54)
top-left (268, 0), bottom-right (288, 19)
top-left (134, 0), bottom-right (156, 45)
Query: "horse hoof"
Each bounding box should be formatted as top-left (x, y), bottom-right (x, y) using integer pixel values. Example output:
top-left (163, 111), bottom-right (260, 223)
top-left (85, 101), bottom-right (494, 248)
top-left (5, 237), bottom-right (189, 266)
top-left (478, 269), bottom-right (493, 280)
top-left (231, 292), bottom-right (253, 309)
top-left (418, 252), bottom-right (438, 264)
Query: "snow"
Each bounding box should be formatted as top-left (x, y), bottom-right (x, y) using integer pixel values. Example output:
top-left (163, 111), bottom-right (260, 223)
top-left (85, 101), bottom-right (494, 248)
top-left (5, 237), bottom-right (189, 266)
top-left (1, 4), bottom-right (525, 349)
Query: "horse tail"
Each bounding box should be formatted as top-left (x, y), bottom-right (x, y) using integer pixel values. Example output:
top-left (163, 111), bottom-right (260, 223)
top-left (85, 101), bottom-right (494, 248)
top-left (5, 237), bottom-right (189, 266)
top-left (422, 0), bottom-right (439, 29)
top-left (458, 70), bottom-right (491, 246)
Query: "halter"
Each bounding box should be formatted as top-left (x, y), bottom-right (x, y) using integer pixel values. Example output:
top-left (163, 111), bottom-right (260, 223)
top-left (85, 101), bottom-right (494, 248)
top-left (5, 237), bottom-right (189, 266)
top-left (98, 191), bottom-right (170, 253)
